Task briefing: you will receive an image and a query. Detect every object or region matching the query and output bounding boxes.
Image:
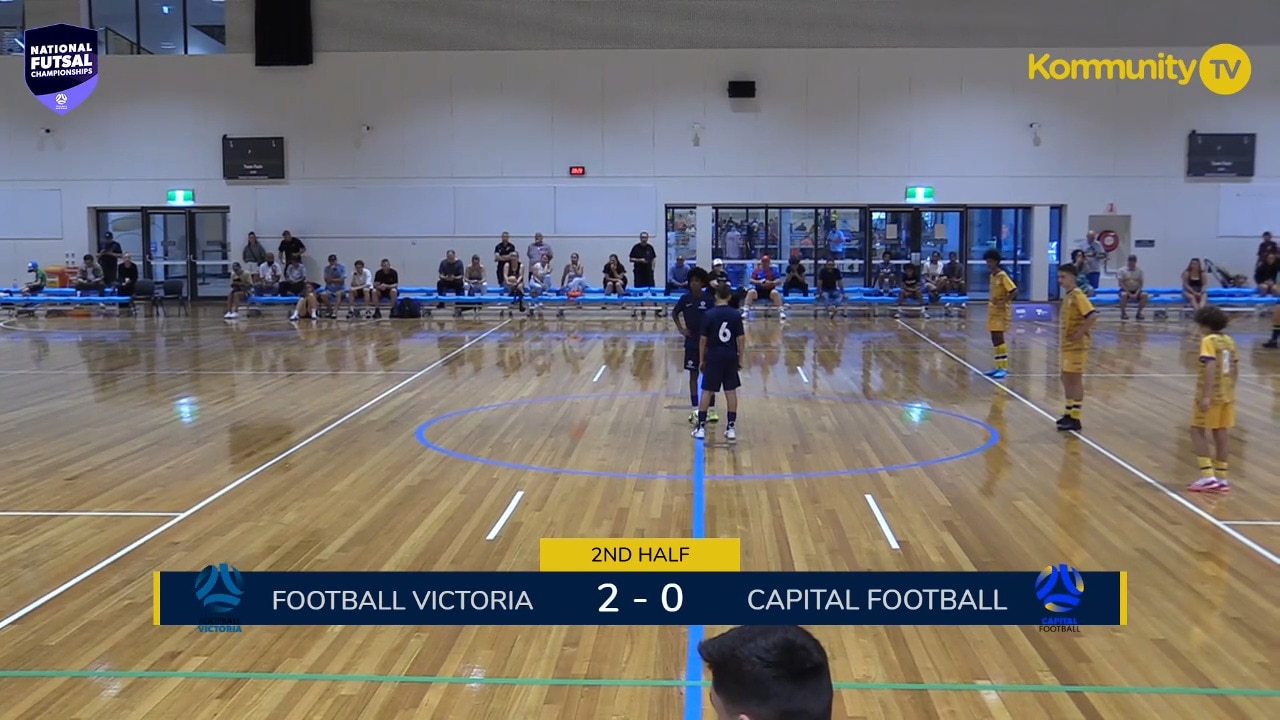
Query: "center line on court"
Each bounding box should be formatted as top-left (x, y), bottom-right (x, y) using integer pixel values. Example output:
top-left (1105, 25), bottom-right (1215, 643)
top-left (1222, 520), bottom-right (1280, 526)
top-left (864, 495), bottom-right (900, 550)
top-left (592, 365), bottom-right (606, 383)
top-left (796, 366), bottom-right (809, 384)
top-left (0, 511), bottom-right (181, 518)
top-left (684, 439), bottom-right (708, 720)
top-left (0, 320), bottom-right (511, 632)
top-left (897, 319), bottom-right (1280, 567)
top-left (485, 491), bottom-right (525, 540)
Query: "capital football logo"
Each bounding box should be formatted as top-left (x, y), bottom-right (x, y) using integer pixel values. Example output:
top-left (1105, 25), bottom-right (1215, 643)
top-left (1035, 564), bottom-right (1084, 613)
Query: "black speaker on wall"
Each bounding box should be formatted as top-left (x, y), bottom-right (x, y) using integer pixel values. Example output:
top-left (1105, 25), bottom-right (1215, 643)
top-left (255, 0), bottom-right (313, 67)
top-left (727, 81), bottom-right (756, 99)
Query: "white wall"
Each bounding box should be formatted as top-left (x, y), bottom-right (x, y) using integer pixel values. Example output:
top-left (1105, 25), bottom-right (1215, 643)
top-left (2, 47), bottom-right (1279, 289)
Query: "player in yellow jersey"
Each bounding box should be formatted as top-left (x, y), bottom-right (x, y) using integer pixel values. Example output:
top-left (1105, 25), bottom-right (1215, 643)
top-left (983, 250), bottom-right (1017, 379)
top-left (1056, 263), bottom-right (1097, 432)
top-left (1188, 306), bottom-right (1238, 493)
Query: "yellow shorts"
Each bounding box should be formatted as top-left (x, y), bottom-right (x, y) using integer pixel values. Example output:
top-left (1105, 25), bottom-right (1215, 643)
top-left (986, 315), bottom-right (1010, 333)
top-left (1192, 402), bottom-right (1235, 430)
top-left (1060, 350), bottom-right (1089, 374)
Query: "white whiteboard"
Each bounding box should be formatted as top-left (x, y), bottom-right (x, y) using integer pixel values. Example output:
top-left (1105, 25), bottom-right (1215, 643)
top-left (252, 186), bottom-right (455, 237)
top-left (554, 185), bottom-right (656, 236)
top-left (1218, 185), bottom-right (1280, 237)
top-left (454, 186), bottom-right (555, 236)
top-left (0, 189), bottom-right (62, 239)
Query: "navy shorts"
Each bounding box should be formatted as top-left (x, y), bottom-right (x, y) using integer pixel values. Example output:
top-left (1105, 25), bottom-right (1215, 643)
top-left (700, 357), bottom-right (741, 392)
top-left (683, 341), bottom-right (699, 371)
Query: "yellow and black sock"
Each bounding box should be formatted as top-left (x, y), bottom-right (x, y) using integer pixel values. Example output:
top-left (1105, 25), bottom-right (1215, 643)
top-left (994, 343), bottom-right (1009, 370)
top-left (1068, 401), bottom-right (1082, 420)
top-left (1198, 456), bottom-right (1215, 479)
top-left (1213, 460), bottom-right (1229, 480)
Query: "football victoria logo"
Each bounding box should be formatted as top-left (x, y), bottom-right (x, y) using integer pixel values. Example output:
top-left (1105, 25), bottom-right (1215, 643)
top-left (23, 24), bottom-right (100, 114)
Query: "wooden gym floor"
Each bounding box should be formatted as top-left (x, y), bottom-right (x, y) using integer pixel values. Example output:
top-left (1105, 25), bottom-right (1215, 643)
top-left (0, 308), bottom-right (1276, 719)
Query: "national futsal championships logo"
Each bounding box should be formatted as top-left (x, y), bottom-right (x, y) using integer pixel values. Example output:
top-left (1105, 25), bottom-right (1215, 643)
top-left (1035, 564), bottom-right (1084, 632)
top-left (23, 23), bottom-right (100, 114)
top-left (194, 563), bottom-right (245, 633)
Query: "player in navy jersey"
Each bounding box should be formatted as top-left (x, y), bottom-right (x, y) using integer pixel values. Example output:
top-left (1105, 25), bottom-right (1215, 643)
top-left (673, 268), bottom-right (718, 424)
top-left (694, 284), bottom-right (745, 441)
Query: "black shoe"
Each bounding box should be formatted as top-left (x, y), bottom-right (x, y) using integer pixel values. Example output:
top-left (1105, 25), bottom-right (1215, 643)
top-left (1057, 418), bottom-right (1082, 432)
top-left (1055, 414), bottom-right (1072, 427)
top-left (1264, 339), bottom-right (1278, 349)
top-left (373, 309), bottom-right (382, 319)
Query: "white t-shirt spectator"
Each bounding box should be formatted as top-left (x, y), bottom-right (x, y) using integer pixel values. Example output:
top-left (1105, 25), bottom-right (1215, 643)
top-left (258, 261), bottom-right (282, 284)
top-left (1116, 267), bottom-right (1144, 293)
top-left (351, 267), bottom-right (373, 290)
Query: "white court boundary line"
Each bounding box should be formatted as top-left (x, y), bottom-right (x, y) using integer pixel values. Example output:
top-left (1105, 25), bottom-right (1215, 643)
top-left (864, 495), bottom-right (900, 550)
top-left (896, 319), bottom-right (1280, 567)
top-left (796, 366), bottom-right (810, 384)
top-left (0, 370), bottom-right (418, 376)
top-left (1223, 520), bottom-right (1280, 526)
top-left (591, 365), bottom-right (606, 383)
top-left (485, 491), bottom-right (525, 541)
top-left (0, 319), bottom-right (511, 632)
top-left (0, 511), bottom-right (181, 518)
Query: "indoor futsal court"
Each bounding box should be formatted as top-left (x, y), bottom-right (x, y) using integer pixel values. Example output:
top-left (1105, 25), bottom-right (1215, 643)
top-left (0, 308), bottom-right (1277, 720)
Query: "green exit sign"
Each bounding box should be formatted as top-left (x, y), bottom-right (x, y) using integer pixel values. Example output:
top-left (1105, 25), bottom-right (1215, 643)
top-left (905, 186), bottom-right (935, 203)
top-left (167, 189), bottom-right (195, 206)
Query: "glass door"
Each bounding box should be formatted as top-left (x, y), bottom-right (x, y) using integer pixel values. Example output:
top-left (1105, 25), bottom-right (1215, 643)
top-left (869, 209), bottom-right (914, 287)
top-left (966, 208), bottom-right (1032, 300)
top-left (144, 210), bottom-right (191, 294)
top-left (192, 210), bottom-right (230, 298)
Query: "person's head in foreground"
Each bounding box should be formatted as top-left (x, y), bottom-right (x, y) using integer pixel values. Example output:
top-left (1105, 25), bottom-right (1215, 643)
top-left (698, 625), bottom-right (833, 720)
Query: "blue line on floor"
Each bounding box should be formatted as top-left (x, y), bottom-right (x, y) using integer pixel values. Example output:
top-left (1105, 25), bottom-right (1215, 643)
top-left (684, 438), bottom-right (707, 720)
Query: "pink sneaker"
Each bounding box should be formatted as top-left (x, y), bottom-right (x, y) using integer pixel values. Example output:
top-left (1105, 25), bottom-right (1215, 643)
top-left (1188, 478), bottom-right (1230, 493)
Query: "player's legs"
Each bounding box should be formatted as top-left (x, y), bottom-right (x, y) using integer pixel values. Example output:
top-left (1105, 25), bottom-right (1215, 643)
top-left (720, 367), bottom-right (741, 440)
top-left (986, 329), bottom-right (1008, 378)
top-left (693, 369), bottom-right (723, 438)
top-left (1265, 305), bottom-right (1280, 348)
top-left (1189, 405), bottom-right (1232, 492)
top-left (1057, 364), bottom-right (1085, 431)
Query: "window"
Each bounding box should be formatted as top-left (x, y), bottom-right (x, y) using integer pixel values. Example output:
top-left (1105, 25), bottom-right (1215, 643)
top-left (966, 208), bottom-right (1031, 300)
top-left (91, 0), bottom-right (225, 55)
top-left (0, 0), bottom-right (23, 56)
top-left (664, 206), bottom-right (696, 273)
top-left (1048, 206), bottom-right (1064, 300)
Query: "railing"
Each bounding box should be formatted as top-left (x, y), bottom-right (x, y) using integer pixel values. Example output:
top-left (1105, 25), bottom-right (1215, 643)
top-left (1, 27), bottom-right (21, 56)
top-left (98, 26), bottom-right (153, 55)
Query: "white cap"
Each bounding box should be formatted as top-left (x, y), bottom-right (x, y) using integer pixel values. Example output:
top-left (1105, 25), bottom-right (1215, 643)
top-left (712, 258), bottom-right (723, 266)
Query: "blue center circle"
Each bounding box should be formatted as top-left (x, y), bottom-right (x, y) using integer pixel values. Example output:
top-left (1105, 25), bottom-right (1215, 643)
top-left (415, 393), bottom-right (998, 481)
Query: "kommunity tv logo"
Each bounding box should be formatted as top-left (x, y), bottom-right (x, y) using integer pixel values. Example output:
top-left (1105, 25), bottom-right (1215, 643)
top-left (1028, 44), bottom-right (1251, 96)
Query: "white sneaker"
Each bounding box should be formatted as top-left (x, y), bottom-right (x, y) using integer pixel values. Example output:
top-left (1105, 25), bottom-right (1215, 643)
top-left (289, 313), bottom-right (299, 322)
top-left (309, 311), bottom-right (318, 319)
top-left (740, 309), bottom-right (749, 319)
top-left (779, 310), bottom-right (787, 320)
top-left (691, 426), bottom-right (706, 439)
top-left (725, 425), bottom-right (737, 441)
top-left (225, 312), bottom-right (239, 319)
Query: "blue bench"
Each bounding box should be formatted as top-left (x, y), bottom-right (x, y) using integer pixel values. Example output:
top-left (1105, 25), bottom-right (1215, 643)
top-left (0, 294), bottom-right (134, 317)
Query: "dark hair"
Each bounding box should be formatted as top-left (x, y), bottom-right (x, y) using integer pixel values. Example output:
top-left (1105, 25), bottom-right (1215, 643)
top-left (1193, 305), bottom-right (1229, 332)
top-left (714, 284), bottom-right (734, 301)
top-left (1058, 262), bottom-right (1079, 277)
top-left (688, 267), bottom-right (710, 283)
top-left (83, 254), bottom-right (93, 262)
top-left (983, 249), bottom-right (1002, 263)
top-left (698, 626), bottom-right (833, 720)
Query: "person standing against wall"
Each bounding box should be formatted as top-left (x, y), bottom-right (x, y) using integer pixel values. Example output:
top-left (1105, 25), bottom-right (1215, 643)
top-left (98, 231), bottom-right (122, 289)
top-left (1083, 230), bottom-right (1105, 290)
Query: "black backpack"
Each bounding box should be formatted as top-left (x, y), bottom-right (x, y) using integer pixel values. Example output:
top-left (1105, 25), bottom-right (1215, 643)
top-left (391, 298), bottom-right (422, 319)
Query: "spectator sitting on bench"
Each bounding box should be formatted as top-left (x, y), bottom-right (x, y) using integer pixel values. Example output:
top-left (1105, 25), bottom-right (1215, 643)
top-left (224, 262), bottom-right (253, 319)
top-left (561, 253), bottom-right (588, 295)
top-left (1258, 232), bottom-right (1277, 266)
top-left (436, 250), bottom-right (465, 308)
top-left (1255, 251), bottom-right (1278, 296)
top-left (1183, 257), bottom-right (1208, 310)
top-left (666, 255), bottom-right (690, 295)
top-left (744, 255), bottom-right (784, 319)
top-left (816, 257), bottom-right (845, 315)
top-left (603, 254), bottom-right (627, 296)
top-left (373, 259), bottom-right (399, 316)
top-left (783, 255), bottom-right (808, 297)
top-left (1070, 250), bottom-right (1095, 296)
top-left (348, 259), bottom-right (374, 317)
top-left (23, 261), bottom-right (47, 296)
top-left (463, 255), bottom-right (486, 296)
top-left (922, 252), bottom-right (944, 302)
top-left (320, 254), bottom-right (348, 316)
top-left (289, 283), bottom-right (319, 322)
top-left (116, 254), bottom-right (139, 297)
top-left (939, 251), bottom-right (965, 295)
top-left (256, 253), bottom-right (282, 296)
top-left (280, 258), bottom-right (307, 296)
top-left (505, 256), bottom-right (527, 313)
top-left (529, 257), bottom-right (549, 308)
top-left (874, 251), bottom-right (896, 293)
top-left (75, 255), bottom-right (105, 296)
top-left (1116, 254), bottom-right (1149, 320)
top-left (895, 262), bottom-right (928, 318)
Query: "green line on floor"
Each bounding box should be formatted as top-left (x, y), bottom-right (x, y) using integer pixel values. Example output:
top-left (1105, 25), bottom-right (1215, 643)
top-left (0, 670), bottom-right (1276, 697)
